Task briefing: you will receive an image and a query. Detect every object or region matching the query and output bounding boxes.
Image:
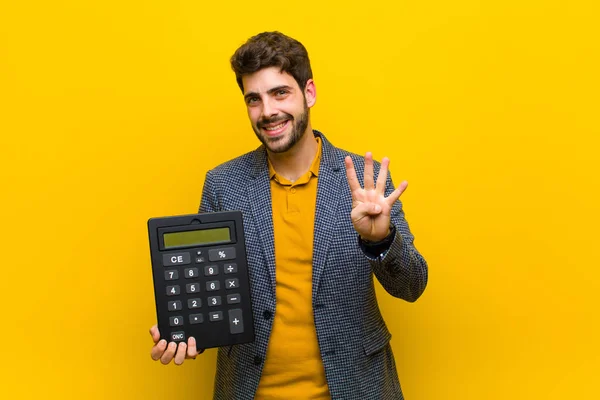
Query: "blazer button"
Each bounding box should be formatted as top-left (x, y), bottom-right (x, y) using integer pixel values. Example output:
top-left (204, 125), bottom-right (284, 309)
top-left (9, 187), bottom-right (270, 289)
top-left (254, 355), bottom-right (263, 365)
top-left (263, 310), bottom-right (273, 320)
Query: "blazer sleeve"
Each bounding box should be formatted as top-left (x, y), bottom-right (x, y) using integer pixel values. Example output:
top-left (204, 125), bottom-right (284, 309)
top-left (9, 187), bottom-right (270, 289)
top-left (364, 172), bottom-right (428, 302)
top-left (198, 170), bottom-right (219, 213)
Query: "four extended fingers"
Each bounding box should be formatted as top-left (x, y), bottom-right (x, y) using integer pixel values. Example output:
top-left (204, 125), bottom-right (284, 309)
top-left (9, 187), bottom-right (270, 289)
top-left (345, 153), bottom-right (405, 201)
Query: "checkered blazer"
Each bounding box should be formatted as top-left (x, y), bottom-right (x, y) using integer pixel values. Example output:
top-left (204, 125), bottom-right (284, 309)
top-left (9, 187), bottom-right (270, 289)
top-left (198, 130), bottom-right (428, 400)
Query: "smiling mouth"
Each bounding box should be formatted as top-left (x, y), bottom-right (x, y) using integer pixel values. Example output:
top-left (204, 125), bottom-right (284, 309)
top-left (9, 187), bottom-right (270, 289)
top-left (261, 120), bottom-right (290, 135)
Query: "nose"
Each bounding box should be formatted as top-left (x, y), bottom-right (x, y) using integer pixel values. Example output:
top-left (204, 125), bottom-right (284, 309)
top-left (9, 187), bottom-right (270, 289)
top-left (261, 98), bottom-right (277, 120)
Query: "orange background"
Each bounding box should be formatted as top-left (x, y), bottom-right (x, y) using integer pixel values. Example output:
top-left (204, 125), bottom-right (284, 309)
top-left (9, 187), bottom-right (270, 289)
top-left (1, 0), bottom-right (599, 399)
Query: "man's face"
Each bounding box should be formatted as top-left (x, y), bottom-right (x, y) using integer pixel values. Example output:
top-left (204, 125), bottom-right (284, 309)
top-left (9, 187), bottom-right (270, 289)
top-left (242, 67), bottom-right (314, 153)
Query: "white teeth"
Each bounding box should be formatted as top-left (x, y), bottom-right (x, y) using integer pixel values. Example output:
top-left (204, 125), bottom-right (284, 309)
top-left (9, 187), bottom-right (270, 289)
top-left (264, 121), bottom-right (287, 131)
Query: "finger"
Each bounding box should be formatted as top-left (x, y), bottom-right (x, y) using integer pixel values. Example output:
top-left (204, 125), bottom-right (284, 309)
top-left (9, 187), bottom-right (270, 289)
top-left (376, 157), bottom-right (390, 195)
top-left (351, 202), bottom-right (383, 223)
top-left (149, 325), bottom-right (160, 344)
top-left (186, 337), bottom-right (198, 359)
top-left (385, 180), bottom-right (408, 206)
top-left (364, 152), bottom-right (374, 191)
top-left (151, 339), bottom-right (167, 361)
top-left (344, 156), bottom-right (361, 193)
top-left (160, 341), bottom-right (177, 365)
top-left (174, 341), bottom-right (187, 366)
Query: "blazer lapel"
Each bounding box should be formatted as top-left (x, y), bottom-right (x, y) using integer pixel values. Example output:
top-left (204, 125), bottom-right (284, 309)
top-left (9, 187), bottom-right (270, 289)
top-left (312, 132), bottom-right (344, 300)
top-left (247, 146), bottom-right (277, 296)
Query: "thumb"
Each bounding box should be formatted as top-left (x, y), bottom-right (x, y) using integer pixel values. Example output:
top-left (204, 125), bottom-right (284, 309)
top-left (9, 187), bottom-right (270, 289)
top-left (352, 202), bottom-right (382, 220)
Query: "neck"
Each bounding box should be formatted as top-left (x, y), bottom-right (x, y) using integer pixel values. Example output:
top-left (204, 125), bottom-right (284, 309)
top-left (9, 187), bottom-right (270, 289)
top-left (267, 126), bottom-right (318, 182)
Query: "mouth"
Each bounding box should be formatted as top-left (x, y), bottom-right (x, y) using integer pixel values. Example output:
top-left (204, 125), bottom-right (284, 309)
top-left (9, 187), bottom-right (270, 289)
top-left (261, 120), bottom-right (290, 137)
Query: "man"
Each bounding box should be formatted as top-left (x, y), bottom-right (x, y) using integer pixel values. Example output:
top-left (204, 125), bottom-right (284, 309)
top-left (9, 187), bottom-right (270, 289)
top-left (149, 31), bottom-right (428, 399)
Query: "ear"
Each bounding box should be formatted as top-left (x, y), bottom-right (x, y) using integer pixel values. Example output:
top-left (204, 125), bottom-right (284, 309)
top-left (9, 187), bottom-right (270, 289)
top-left (304, 79), bottom-right (317, 108)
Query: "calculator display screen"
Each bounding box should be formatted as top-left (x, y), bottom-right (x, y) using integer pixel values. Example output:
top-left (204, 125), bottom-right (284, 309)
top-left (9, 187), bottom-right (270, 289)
top-left (163, 227), bottom-right (231, 248)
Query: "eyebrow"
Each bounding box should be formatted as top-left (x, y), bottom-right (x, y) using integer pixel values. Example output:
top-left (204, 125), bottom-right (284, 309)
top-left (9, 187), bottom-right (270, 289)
top-left (244, 85), bottom-right (294, 102)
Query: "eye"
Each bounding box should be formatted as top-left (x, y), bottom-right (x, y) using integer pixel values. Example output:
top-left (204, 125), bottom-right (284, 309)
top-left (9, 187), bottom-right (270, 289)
top-left (246, 97), bottom-right (259, 104)
top-left (277, 89), bottom-right (288, 95)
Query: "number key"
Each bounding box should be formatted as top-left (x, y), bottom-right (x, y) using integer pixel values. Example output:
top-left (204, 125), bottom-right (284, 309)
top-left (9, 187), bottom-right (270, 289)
top-left (208, 296), bottom-right (222, 307)
top-left (204, 265), bottom-right (219, 276)
top-left (206, 280), bottom-right (220, 291)
top-left (169, 316), bottom-right (184, 327)
top-left (165, 270), bottom-right (178, 280)
top-left (168, 300), bottom-right (182, 311)
top-left (188, 298), bottom-right (202, 309)
top-left (186, 283), bottom-right (200, 293)
top-left (184, 268), bottom-right (199, 278)
top-left (166, 285), bottom-right (180, 296)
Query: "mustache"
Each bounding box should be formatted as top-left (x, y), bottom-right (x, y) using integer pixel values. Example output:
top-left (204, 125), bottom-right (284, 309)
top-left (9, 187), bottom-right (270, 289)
top-left (257, 114), bottom-right (293, 129)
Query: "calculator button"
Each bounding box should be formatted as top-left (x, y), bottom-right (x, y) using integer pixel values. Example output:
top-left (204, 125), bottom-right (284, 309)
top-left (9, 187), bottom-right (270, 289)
top-left (169, 316), bottom-right (184, 327)
top-left (196, 250), bottom-right (204, 256)
top-left (224, 263), bottom-right (237, 274)
top-left (208, 247), bottom-right (236, 262)
top-left (168, 300), bottom-right (182, 311)
top-left (208, 296), bottom-right (222, 307)
top-left (187, 298), bottom-right (202, 309)
top-left (227, 293), bottom-right (241, 304)
top-left (209, 311), bottom-right (223, 322)
top-left (223, 263), bottom-right (237, 274)
top-left (225, 278), bottom-right (239, 290)
top-left (164, 270), bottom-right (179, 281)
top-left (206, 280), bottom-right (220, 291)
top-left (184, 268), bottom-right (199, 278)
top-left (228, 309), bottom-right (244, 334)
top-left (186, 283), bottom-right (200, 294)
top-left (204, 265), bottom-right (219, 276)
top-left (166, 285), bottom-right (180, 296)
top-left (195, 257), bottom-right (206, 264)
top-left (189, 314), bottom-right (203, 324)
top-left (162, 252), bottom-right (191, 266)
top-left (170, 331), bottom-right (185, 342)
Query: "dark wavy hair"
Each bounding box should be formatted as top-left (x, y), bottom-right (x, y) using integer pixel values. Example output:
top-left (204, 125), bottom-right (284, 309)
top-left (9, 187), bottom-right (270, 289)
top-left (230, 31), bottom-right (313, 93)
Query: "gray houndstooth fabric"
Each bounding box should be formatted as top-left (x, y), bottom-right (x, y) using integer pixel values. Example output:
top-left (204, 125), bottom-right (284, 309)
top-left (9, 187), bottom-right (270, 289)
top-left (198, 130), bottom-right (428, 400)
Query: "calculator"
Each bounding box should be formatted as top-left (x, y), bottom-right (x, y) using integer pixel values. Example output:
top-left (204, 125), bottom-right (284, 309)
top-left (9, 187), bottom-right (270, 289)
top-left (147, 211), bottom-right (254, 349)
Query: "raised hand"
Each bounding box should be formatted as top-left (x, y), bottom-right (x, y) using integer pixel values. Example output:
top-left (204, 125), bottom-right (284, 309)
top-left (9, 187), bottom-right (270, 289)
top-left (344, 152), bottom-right (408, 242)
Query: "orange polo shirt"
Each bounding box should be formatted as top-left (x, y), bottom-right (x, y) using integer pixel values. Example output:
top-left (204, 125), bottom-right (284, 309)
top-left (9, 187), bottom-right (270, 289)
top-left (254, 136), bottom-right (330, 399)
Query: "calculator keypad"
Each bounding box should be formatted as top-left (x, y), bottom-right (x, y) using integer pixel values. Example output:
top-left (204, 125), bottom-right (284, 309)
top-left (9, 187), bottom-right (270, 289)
top-left (160, 246), bottom-right (246, 338)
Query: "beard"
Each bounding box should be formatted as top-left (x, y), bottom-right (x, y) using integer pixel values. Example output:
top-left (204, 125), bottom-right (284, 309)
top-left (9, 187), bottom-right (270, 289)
top-left (252, 100), bottom-right (310, 154)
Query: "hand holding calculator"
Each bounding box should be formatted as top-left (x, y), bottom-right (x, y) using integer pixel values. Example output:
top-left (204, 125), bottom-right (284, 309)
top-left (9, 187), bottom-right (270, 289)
top-left (147, 211), bottom-right (255, 363)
